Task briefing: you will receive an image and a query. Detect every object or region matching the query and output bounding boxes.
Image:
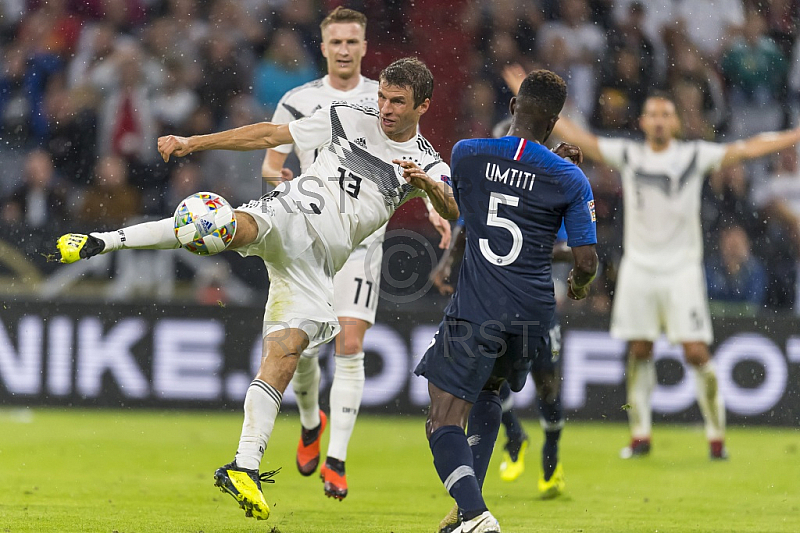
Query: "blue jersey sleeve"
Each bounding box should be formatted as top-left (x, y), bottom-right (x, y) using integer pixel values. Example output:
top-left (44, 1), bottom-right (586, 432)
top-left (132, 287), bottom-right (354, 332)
top-left (562, 168), bottom-right (597, 248)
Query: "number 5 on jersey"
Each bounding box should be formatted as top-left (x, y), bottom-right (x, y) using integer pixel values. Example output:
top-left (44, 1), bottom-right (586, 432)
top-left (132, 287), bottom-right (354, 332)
top-left (479, 192), bottom-right (523, 266)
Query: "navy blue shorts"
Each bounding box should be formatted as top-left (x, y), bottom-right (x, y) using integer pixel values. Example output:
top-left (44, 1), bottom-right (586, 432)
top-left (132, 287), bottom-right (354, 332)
top-left (414, 317), bottom-right (548, 404)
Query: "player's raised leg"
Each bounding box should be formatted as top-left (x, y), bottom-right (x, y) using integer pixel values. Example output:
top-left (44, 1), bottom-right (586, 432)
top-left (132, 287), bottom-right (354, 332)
top-left (684, 342), bottom-right (727, 459)
top-left (53, 194), bottom-right (259, 263)
top-left (55, 218), bottom-right (181, 262)
top-left (214, 327), bottom-right (309, 520)
top-left (621, 341), bottom-right (655, 458)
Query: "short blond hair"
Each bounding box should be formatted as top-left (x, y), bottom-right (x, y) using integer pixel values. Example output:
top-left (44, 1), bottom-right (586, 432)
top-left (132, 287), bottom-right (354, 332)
top-left (320, 6), bottom-right (367, 35)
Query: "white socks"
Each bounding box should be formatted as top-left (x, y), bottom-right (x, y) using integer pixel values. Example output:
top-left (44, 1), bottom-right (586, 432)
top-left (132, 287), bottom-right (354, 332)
top-left (235, 379), bottom-right (282, 471)
top-left (693, 362), bottom-right (726, 441)
top-left (92, 218), bottom-right (180, 252)
top-left (627, 357), bottom-right (726, 442)
top-left (327, 352), bottom-right (365, 461)
top-left (291, 347), bottom-right (321, 430)
top-left (626, 357), bottom-right (656, 440)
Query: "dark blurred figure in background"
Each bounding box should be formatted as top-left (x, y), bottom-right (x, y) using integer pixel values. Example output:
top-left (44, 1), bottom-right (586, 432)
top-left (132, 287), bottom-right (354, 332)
top-left (3, 148), bottom-right (69, 230)
top-left (706, 224), bottom-right (767, 316)
top-left (2, 149), bottom-right (69, 272)
top-left (77, 154), bottom-right (141, 228)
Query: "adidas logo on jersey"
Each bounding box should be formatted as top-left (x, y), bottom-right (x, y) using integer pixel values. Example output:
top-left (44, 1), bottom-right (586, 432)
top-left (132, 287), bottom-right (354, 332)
top-left (353, 137), bottom-right (367, 148)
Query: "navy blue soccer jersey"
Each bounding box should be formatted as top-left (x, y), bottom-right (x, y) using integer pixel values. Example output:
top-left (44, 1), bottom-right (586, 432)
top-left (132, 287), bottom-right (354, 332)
top-left (444, 136), bottom-right (596, 335)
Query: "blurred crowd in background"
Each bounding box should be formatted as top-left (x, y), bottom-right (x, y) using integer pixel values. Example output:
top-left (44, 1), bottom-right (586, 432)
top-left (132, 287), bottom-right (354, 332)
top-left (3, 0), bottom-right (800, 316)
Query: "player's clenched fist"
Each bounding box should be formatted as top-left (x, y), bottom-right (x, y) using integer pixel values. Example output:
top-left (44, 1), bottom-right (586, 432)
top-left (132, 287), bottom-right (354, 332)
top-left (552, 142), bottom-right (583, 165)
top-left (158, 135), bottom-right (192, 162)
top-left (566, 270), bottom-right (589, 300)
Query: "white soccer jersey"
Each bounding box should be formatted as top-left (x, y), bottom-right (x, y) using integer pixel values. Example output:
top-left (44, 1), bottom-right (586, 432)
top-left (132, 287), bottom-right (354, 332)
top-left (598, 137), bottom-right (727, 272)
top-left (284, 102), bottom-right (450, 271)
top-left (270, 75), bottom-right (386, 247)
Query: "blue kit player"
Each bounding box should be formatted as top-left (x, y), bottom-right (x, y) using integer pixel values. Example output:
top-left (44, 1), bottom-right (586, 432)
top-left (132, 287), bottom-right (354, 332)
top-left (415, 69), bottom-right (598, 533)
top-left (433, 221), bottom-right (575, 532)
top-left (431, 207), bottom-right (576, 505)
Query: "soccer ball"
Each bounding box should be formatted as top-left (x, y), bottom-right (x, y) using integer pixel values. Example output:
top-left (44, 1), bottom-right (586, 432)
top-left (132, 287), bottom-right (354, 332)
top-left (173, 192), bottom-right (237, 255)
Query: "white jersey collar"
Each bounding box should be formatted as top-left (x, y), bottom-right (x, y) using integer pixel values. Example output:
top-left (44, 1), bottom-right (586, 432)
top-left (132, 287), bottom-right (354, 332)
top-left (376, 119), bottom-right (420, 148)
top-left (322, 75), bottom-right (366, 97)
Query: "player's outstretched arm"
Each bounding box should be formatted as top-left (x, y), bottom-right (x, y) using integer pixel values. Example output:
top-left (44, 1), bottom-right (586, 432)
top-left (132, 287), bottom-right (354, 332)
top-left (551, 115), bottom-right (603, 163)
top-left (262, 149), bottom-right (294, 186)
top-left (158, 122), bottom-right (295, 162)
top-left (566, 244), bottom-right (598, 300)
top-left (721, 127), bottom-right (800, 167)
top-left (394, 159), bottom-right (459, 220)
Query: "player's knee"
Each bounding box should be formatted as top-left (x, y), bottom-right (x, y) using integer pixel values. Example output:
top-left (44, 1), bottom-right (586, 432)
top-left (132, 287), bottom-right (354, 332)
top-left (335, 318), bottom-right (369, 355)
top-left (628, 341), bottom-right (653, 361)
top-left (338, 336), bottom-right (364, 356)
top-left (683, 343), bottom-right (710, 367)
top-left (230, 211), bottom-right (260, 248)
top-left (426, 397), bottom-right (470, 437)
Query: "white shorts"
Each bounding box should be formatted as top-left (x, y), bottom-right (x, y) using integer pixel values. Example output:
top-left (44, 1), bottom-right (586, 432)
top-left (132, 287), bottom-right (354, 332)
top-left (333, 238), bottom-right (383, 324)
top-left (234, 196), bottom-right (340, 351)
top-left (610, 258), bottom-right (713, 345)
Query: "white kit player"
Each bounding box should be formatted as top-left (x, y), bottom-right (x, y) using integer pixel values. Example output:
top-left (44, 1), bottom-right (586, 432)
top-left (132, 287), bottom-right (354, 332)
top-left (261, 7), bottom-right (449, 500)
top-left (53, 57), bottom-right (458, 521)
top-left (554, 92), bottom-right (800, 460)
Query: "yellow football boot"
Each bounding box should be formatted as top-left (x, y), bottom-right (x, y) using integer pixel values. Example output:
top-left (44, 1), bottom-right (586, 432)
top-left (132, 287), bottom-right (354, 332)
top-left (538, 462), bottom-right (565, 499)
top-left (499, 438), bottom-right (528, 482)
top-left (55, 233), bottom-right (105, 263)
top-left (213, 461), bottom-right (279, 520)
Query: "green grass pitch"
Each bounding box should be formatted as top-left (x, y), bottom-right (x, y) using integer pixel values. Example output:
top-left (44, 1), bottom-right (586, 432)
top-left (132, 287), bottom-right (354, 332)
top-left (0, 408), bottom-right (797, 532)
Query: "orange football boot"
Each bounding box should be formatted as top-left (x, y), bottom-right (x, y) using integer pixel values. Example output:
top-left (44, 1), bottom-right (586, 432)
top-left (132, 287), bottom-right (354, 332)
top-left (320, 459), bottom-right (348, 500)
top-left (296, 411), bottom-right (327, 476)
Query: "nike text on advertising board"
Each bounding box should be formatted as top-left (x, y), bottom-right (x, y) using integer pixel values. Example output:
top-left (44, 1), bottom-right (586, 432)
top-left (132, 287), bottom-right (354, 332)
top-left (0, 303), bottom-right (798, 425)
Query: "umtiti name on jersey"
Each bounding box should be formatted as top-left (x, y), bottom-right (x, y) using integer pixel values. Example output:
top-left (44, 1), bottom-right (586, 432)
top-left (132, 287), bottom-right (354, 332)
top-left (484, 162), bottom-right (536, 191)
